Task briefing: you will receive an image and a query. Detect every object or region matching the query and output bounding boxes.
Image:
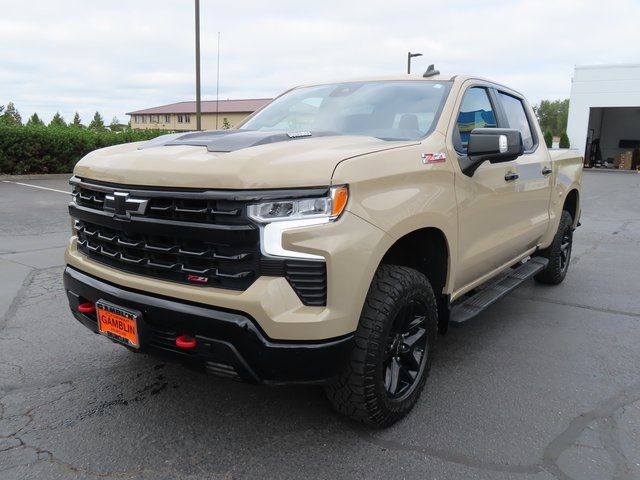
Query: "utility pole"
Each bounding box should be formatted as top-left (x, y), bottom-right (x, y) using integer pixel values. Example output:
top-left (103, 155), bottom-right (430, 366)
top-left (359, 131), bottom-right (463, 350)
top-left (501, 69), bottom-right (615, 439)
top-left (195, 0), bottom-right (202, 131)
top-left (407, 51), bottom-right (422, 75)
top-left (216, 32), bottom-right (220, 130)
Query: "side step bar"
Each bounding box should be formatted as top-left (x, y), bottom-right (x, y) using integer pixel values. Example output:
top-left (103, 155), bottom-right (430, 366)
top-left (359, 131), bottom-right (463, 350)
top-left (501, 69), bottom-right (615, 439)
top-left (449, 257), bottom-right (548, 324)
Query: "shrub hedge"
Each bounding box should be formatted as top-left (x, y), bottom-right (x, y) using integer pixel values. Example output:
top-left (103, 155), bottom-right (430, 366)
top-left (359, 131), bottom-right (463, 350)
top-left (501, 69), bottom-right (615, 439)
top-left (0, 125), bottom-right (166, 175)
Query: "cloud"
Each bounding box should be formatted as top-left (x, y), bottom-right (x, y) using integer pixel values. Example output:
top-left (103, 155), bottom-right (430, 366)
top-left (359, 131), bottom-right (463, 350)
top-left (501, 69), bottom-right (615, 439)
top-left (0, 0), bottom-right (637, 124)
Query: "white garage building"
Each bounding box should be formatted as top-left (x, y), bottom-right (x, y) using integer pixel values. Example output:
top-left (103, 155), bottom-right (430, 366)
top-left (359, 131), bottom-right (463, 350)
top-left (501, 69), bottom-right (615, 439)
top-left (567, 64), bottom-right (640, 169)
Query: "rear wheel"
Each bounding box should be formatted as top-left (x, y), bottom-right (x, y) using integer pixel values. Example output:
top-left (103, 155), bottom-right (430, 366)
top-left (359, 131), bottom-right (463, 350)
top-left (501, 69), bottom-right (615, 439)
top-left (534, 210), bottom-right (574, 285)
top-left (325, 264), bottom-right (437, 427)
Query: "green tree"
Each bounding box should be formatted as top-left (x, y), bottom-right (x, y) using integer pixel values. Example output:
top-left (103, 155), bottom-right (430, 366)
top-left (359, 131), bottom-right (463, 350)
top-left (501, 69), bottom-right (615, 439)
top-left (109, 116), bottom-right (123, 132)
top-left (26, 113), bottom-right (45, 127)
top-left (88, 111), bottom-right (105, 131)
top-left (70, 112), bottom-right (84, 128)
top-left (559, 132), bottom-right (570, 149)
top-left (533, 99), bottom-right (569, 135)
top-left (49, 112), bottom-right (67, 128)
top-left (543, 129), bottom-right (553, 148)
top-left (222, 117), bottom-right (232, 129)
top-left (0, 102), bottom-right (22, 125)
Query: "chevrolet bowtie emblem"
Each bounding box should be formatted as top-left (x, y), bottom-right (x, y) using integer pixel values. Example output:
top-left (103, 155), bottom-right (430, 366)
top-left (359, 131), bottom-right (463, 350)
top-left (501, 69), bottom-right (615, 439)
top-left (104, 192), bottom-right (149, 218)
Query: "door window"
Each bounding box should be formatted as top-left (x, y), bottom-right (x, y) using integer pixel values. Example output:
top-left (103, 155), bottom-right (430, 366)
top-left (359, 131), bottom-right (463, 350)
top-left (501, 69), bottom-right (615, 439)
top-left (456, 87), bottom-right (497, 152)
top-left (497, 92), bottom-right (535, 151)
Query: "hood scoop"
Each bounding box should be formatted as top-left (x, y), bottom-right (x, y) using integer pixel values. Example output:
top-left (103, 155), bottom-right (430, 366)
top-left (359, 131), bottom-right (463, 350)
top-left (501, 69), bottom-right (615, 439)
top-left (139, 130), bottom-right (336, 153)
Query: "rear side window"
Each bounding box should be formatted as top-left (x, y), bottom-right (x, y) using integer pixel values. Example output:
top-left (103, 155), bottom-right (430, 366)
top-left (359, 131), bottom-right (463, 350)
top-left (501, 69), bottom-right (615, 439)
top-left (456, 87), bottom-right (497, 151)
top-left (498, 92), bottom-right (535, 151)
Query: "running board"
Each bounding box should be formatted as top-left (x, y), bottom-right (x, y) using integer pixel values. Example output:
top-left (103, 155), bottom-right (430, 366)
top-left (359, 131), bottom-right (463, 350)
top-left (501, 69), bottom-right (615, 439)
top-left (449, 257), bottom-right (548, 324)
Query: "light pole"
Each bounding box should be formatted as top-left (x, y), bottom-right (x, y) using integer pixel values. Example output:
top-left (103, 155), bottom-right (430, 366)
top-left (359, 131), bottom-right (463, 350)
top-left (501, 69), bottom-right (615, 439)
top-left (215, 32), bottom-right (220, 130)
top-left (195, 0), bottom-right (202, 131)
top-left (407, 52), bottom-right (422, 75)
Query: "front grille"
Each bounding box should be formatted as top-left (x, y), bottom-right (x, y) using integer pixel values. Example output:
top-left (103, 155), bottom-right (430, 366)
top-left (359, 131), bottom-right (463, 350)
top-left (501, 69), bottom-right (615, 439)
top-left (70, 177), bottom-right (327, 305)
top-left (73, 183), bottom-right (245, 225)
top-left (74, 185), bottom-right (106, 209)
top-left (76, 220), bottom-right (258, 290)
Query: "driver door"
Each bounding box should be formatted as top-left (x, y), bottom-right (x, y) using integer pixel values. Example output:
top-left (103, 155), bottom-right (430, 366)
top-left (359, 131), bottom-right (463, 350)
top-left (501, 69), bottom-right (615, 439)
top-left (451, 85), bottom-right (523, 291)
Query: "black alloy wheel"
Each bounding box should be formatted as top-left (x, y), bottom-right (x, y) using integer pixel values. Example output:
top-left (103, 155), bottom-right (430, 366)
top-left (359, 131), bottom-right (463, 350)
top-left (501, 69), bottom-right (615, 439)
top-left (325, 264), bottom-right (438, 427)
top-left (559, 227), bottom-right (573, 273)
top-left (535, 210), bottom-right (574, 285)
top-left (384, 299), bottom-right (429, 400)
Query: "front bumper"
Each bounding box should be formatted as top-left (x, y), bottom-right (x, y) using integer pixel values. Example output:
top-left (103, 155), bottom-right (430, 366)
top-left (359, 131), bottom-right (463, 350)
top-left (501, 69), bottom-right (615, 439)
top-left (64, 266), bottom-right (353, 385)
top-left (65, 208), bottom-right (389, 341)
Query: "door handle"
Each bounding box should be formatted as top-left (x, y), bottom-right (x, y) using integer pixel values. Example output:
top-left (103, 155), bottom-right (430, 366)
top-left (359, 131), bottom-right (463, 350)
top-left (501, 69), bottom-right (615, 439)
top-left (542, 167), bottom-right (552, 176)
top-left (504, 172), bottom-right (519, 181)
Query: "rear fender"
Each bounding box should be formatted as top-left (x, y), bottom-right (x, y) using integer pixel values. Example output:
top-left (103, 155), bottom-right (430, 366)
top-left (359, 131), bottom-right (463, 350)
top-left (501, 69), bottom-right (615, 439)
top-left (538, 150), bottom-right (583, 248)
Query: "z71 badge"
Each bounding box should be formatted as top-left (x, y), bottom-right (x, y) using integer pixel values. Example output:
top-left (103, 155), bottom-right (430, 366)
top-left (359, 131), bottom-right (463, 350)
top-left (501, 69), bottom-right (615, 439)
top-left (421, 152), bottom-right (446, 164)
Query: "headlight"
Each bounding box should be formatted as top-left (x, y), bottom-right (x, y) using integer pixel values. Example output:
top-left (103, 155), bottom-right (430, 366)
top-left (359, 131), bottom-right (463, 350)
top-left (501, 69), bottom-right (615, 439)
top-left (247, 185), bottom-right (348, 223)
top-left (247, 185), bottom-right (349, 260)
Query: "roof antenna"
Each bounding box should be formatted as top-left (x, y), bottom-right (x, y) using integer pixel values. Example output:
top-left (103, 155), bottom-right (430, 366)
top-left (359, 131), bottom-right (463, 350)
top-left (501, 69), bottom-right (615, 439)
top-left (423, 64), bottom-right (440, 78)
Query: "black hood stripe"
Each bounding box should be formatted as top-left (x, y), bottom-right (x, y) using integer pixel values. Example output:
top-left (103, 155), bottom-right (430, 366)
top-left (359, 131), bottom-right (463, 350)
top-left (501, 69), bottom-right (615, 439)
top-left (139, 130), bottom-right (337, 153)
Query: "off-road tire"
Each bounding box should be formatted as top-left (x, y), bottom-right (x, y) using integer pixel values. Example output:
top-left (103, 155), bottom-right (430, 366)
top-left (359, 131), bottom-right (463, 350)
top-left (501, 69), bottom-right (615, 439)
top-left (325, 264), bottom-right (438, 428)
top-left (534, 210), bottom-right (574, 285)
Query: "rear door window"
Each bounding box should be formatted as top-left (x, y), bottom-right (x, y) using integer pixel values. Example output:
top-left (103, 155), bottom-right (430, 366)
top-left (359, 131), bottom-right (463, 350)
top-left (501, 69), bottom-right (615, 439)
top-left (497, 92), bottom-right (535, 151)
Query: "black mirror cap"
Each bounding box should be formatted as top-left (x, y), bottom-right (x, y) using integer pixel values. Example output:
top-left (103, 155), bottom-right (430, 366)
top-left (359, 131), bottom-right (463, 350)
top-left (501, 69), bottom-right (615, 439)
top-left (467, 128), bottom-right (524, 164)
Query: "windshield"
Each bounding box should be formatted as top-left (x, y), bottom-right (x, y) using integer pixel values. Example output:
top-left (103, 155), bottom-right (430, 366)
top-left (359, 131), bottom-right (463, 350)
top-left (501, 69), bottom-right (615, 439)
top-left (239, 80), bottom-right (451, 141)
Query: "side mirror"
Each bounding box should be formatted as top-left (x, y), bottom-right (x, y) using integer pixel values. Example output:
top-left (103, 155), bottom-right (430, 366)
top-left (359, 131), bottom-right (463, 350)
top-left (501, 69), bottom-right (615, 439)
top-left (468, 128), bottom-right (523, 163)
top-left (461, 128), bottom-right (524, 176)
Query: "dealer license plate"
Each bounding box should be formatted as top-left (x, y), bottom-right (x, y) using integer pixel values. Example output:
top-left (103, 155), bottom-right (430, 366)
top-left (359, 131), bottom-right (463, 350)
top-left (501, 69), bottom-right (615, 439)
top-left (95, 300), bottom-right (140, 348)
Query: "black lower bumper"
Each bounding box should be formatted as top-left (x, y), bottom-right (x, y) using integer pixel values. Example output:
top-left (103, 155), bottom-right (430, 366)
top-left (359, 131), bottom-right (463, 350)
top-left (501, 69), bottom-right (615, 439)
top-left (63, 266), bottom-right (353, 385)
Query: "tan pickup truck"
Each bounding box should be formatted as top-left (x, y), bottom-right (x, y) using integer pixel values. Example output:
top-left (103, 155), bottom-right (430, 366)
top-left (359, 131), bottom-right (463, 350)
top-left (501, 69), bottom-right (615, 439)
top-left (64, 73), bottom-right (582, 427)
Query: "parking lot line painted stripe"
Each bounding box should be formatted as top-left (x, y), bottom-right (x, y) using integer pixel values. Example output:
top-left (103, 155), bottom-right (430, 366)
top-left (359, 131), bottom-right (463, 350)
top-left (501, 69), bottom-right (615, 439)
top-left (2, 180), bottom-right (70, 195)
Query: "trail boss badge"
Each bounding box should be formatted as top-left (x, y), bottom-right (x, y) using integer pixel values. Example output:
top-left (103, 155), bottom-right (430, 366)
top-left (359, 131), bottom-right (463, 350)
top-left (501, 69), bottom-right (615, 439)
top-left (421, 152), bottom-right (446, 164)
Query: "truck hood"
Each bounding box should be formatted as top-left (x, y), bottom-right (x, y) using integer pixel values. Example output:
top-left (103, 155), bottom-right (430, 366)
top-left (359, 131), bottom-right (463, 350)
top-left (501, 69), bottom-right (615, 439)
top-left (74, 131), bottom-right (416, 189)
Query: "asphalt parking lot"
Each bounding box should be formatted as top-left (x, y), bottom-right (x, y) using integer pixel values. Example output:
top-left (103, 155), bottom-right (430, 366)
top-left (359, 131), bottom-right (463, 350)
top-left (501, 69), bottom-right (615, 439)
top-left (1, 171), bottom-right (639, 480)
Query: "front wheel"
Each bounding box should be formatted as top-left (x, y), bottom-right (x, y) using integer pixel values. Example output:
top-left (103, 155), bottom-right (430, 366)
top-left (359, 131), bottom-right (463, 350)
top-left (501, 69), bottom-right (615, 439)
top-left (325, 264), bottom-right (438, 428)
top-left (534, 210), bottom-right (574, 285)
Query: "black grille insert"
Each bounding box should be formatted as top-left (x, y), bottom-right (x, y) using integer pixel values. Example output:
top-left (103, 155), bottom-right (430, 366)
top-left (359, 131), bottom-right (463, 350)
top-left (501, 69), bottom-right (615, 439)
top-left (285, 261), bottom-right (327, 306)
top-left (260, 259), bottom-right (327, 306)
top-left (76, 220), bottom-right (259, 290)
top-left (73, 183), bottom-right (244, 225)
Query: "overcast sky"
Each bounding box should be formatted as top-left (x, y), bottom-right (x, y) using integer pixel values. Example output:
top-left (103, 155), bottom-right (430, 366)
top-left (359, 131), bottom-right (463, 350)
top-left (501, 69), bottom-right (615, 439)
top-left (1, 0), bottom-right (638, 125)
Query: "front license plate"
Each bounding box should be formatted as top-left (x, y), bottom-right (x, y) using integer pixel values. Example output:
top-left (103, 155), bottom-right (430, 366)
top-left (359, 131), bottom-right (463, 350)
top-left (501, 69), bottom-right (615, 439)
top-left (95, 300), bottom-right (140, 348)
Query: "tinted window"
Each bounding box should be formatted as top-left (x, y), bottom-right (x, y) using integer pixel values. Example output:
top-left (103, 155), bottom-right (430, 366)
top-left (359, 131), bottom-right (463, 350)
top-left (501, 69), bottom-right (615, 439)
top-left (498, 92), bottom-right (535, 150)
top-left (456, 87), bottom-right (497, 150)
top-left (240, 81), bottom-right (451, 141)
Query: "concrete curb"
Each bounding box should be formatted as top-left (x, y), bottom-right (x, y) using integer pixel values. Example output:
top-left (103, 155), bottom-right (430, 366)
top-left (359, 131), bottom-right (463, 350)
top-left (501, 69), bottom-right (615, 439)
top-left (0, 173), bottom-right (72, 180)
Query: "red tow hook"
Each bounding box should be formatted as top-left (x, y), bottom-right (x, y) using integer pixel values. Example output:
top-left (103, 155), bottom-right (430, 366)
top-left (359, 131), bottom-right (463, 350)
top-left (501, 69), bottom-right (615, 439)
top-left (176, 334), bottom-right (197, 349)
top-left (77, 301), bottom-right (96, 314)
